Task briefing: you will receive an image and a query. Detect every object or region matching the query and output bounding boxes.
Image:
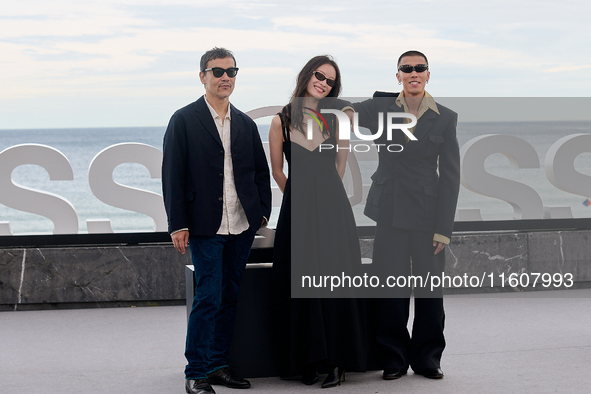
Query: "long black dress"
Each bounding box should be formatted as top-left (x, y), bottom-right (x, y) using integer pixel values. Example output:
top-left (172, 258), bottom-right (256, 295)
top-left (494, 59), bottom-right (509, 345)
top-left (272, 114), bottom-right (367, 377)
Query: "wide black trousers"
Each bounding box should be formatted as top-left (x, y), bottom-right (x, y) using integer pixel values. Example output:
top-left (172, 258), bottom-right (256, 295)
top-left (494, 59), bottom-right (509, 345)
top-left (368, 224), bottom-right (446, 373)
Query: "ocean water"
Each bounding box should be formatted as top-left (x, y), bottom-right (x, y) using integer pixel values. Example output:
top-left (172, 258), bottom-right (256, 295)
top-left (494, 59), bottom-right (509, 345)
top-left (360, 121), bottom-right (591, 226)
top-left (455, 121), bottom-right (591, 222)
top-left (0, 127), bottom-right (166, 234)
top-left (1, 121), bottom-right (590, 235)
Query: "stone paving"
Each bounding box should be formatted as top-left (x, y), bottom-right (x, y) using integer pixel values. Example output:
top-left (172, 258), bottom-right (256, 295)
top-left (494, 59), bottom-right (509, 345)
top-left (2, 289), bottom-right (591, 394)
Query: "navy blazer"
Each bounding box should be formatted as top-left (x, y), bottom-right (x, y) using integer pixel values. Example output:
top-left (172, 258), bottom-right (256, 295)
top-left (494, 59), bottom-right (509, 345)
top-left (353, 92), bottom-right (460, 239)
top-left (162, 96), bottom-right (271, 236)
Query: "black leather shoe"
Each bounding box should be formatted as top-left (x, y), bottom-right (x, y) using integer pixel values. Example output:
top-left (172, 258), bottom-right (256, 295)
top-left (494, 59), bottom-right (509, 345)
top-left (415, 367), bottom-right (444, 379)
top-left (185, 378), bottom-right (215, 394)
top-left (208, 367), bottom-right (251, 389)
top-left (382, 368), bottom-right (407, 380)
top-left (321, 366), bottom-right (345, 389)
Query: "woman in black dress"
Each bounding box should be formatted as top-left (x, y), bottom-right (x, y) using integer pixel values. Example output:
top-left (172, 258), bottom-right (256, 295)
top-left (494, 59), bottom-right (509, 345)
top-left (269, 55), bottom-right (367, 388)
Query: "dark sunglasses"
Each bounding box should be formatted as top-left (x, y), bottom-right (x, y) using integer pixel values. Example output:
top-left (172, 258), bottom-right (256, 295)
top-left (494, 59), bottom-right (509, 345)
top-left (312, 71), bottom-right (336, 87)
top-left (397, 64), bottom-right (429, 73)
top-left (204, 67), bottom-right (239, 78)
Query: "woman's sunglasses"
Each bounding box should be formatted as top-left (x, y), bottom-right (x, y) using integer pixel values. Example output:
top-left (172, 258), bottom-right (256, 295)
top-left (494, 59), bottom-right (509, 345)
top-left (204, 67), bottom-right (239, 78)
top-left (397, 64), bottom-right (429, 73)
top-left (312, 71), bottom-right (336, 87)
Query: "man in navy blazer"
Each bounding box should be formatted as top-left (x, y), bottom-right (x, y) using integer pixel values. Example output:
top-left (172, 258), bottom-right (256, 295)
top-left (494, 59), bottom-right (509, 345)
top-left (353, 50), bottom-right (460, 381)
top-left (162, 47), bottom-right (271, 394)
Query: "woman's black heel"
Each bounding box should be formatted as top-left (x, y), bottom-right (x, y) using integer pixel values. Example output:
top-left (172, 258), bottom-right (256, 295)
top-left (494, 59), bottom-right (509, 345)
top-left (321, 366), bottom-right (345, 388)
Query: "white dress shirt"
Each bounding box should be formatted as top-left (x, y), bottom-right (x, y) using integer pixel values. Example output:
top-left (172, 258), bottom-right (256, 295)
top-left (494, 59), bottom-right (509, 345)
top-left (204, 97), bottom-right (250, 235)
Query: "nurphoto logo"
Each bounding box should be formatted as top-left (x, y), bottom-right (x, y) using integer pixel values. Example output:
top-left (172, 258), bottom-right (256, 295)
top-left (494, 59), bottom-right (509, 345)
top-left (305, 108), bottom-right (418, 153)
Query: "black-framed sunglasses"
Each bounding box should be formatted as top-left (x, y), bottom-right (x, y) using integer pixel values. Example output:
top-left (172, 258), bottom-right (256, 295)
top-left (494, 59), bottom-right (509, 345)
top-left (204, 67), bottom-right (239, 78)
top-left (312, 71), bottom-right (336, 87)
top-left (397, 64), bottom-right (429, 73)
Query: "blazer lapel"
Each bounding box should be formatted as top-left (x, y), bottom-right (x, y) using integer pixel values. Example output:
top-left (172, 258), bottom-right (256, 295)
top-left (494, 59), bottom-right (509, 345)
top-left (229, 104), bottom-right (240, 146)
top-left (194, 96), bottom-right (223, 146)
top-left (396, 107), bottom-right (438, 156)
top-left (386, 103), bottom-right (409, 146)
top-left (412, 108), bottom-right (437, 142)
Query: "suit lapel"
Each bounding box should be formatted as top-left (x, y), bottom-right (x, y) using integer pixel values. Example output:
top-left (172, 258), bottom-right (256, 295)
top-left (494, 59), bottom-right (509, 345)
top-left (412, 108), bottom-right (437, 142)
top-left (386, 103), bottom-right (409, 146)
top-left (194, 96), bottom-right (223, 146)
top-left (229, 104), bottom-right (240, 146)
top-left (388, 103), bottom-right (438, 156)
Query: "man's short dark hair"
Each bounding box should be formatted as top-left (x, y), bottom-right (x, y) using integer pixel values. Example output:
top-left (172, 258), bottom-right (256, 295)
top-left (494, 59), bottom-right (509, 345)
top-left (397, 50), bottom-right (428, 66)
top-left (200, 47), bottom-right (236, 72)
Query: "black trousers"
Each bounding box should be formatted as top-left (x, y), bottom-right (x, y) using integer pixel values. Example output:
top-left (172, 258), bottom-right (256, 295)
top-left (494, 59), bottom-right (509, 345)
top-left (369, 224), bottom-right (445, 372)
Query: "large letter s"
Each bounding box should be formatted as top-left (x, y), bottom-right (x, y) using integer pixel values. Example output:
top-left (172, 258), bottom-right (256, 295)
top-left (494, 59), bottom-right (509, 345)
top-left (0, 144), bottom-right (78, 234)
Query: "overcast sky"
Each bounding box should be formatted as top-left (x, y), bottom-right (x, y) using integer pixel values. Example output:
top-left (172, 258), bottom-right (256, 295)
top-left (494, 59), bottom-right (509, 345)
top-left (2, 0), bottom-right (591, 129)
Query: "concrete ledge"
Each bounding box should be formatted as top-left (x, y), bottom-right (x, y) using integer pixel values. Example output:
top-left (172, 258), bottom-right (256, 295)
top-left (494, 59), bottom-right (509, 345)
top-left (2, 229), bottom-right (590, 310)
top-left (0, 245), bottom-right (189, 310)
top-left (359, 229), bottom-right (590, 293)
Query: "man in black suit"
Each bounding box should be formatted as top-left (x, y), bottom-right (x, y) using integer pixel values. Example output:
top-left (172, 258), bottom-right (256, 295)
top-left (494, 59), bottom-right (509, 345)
top-left (162, 47), bottom-right (271, 394)
top-left (353, 50), bottom-right (460, 381)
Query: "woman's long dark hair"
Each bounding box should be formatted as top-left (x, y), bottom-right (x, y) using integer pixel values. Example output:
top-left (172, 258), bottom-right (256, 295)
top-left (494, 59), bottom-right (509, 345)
top-left (280, 55), bottom-right (342, 137)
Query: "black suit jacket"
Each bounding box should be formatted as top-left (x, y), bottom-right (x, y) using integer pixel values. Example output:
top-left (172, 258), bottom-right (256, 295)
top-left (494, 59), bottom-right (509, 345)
top-left (162, 96), bottom-right (271, 236)
top-left (353, 92), bottom-right (460, 239)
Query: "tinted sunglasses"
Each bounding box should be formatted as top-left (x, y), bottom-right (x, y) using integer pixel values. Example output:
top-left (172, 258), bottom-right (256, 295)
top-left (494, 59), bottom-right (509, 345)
top-left (204, 67), bottom-right (239, 78)
top-left (312, 71), bottom-right (336, 87)
top-left (397, 64), bottom-right (429, 73)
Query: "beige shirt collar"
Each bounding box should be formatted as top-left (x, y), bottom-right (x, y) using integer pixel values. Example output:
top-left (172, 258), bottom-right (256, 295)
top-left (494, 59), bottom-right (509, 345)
top-left (204, 95), bottom-right (231, 122)
top-left (395, 90), bottom-right (440, 120)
